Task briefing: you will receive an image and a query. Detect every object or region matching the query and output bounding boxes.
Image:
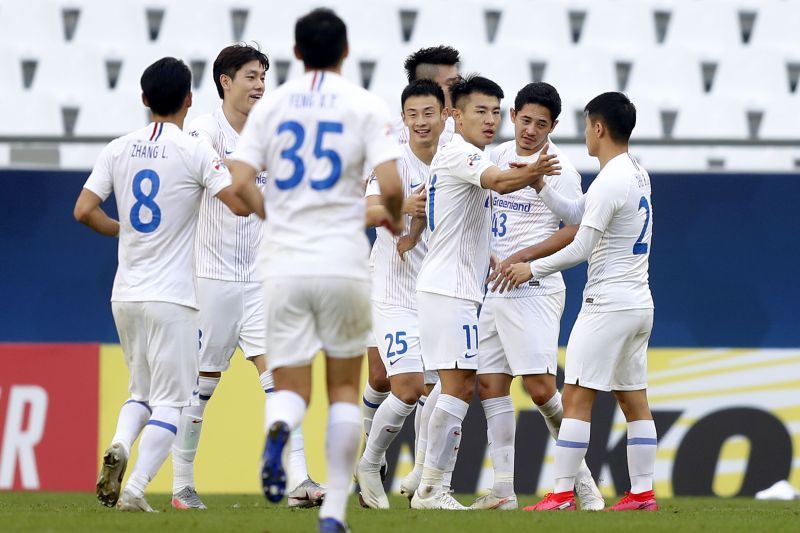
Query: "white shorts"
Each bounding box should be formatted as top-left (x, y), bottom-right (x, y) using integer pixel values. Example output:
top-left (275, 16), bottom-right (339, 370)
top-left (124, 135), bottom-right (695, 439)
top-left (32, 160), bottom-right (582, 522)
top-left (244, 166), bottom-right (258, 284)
top-left (264, 276), bottom-right (372, 370)
top-left (417, 291), bottom-right (479, 371)
top-left (197, 278), bottom-right (265, 372)
top-left (565, 309), bottom-right (654, 392)
top-left (478, 292), bottom-right (565, 376)
top-left (372, 301), bottom-right (438, 384)
top-left (111, 301), bottom-right (199, 408)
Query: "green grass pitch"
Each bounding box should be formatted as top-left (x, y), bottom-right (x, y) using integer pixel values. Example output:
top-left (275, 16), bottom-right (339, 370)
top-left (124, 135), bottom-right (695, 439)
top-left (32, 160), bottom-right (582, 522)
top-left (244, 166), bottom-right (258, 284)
top-left (1, 493), bottom-right (798, 532)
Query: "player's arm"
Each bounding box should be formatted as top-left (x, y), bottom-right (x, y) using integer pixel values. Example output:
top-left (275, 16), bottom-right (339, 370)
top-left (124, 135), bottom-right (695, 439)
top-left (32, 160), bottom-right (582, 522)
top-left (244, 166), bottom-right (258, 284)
top-left (216, 184), bottom-right (253, 216)
top-left (365, 194), bottom-right (391, 228)
top-left (372, 159), bottom-right (403, 234)
top-left (480, 142), bottom-right (561, 194)
top-left (397, 214), bottom-right (426, 261)
top-left (229, 160), bottom-right (266, 219)
top-left (73, 188), bottom-right (119, 237)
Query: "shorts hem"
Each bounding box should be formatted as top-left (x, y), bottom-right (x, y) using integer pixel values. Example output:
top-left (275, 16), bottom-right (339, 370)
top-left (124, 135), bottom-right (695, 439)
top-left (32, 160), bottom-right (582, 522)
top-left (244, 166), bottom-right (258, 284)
top-left (325, 349), bottom-right (367, 359)
top-left (611, 383), bottom-right (648, 392)
top-left (564, 376), bottom-right (611, 392)
top-left (511, 367), bottom-right (557, 377)
top-left (434, 361), bottom-right (479, 371)
top-left (148, 399), bottom-right (196, 408)
top-left (387, 367), bottom-right (426, 377)
top-left (477, 367), bottom-right (512, 376)
top-left (199, 365), bottom-right (230, 373)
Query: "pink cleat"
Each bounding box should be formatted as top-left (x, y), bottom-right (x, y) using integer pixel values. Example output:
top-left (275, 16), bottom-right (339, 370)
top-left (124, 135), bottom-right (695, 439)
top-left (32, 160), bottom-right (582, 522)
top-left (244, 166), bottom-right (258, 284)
top-left (523, 491), bottom-right (576, 511)
top-left (609, 490), bottom-right (659, 511)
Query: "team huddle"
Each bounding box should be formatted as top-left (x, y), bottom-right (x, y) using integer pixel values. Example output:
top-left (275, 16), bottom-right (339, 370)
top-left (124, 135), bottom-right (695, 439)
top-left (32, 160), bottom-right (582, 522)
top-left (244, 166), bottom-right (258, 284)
top-left (74, 7), bottom-right (656, 533)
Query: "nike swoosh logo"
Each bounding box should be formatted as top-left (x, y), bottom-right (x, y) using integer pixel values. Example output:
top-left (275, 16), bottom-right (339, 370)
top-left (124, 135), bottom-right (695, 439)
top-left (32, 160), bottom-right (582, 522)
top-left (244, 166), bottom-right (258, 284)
top-left (409, 182), bottom-right (422, 189)
top-left (191, 390), bottom-right (199, 395)
top-left (464, 353), bottom-right (477, 359)
top-left (386, 428), bottom-right (400, 433)
top-left (389, 357), bottom-right (404, 366)
top-left (224, 150), bottom-right (234, 156)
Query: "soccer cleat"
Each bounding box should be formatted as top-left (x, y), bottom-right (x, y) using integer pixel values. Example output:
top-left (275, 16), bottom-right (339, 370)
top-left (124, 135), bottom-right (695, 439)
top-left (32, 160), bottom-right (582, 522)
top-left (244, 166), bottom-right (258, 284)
top-left (609, 490), bottom-right (658, 511)
top-left (470, 492), bottom-right (518, 510)
top-left (116, 489), bottom-right (157, 512)
top-left (319, 517), bottom-right (350, 533)
top-left (171, 486), bottom-right (207, 510)
top-left (261, 421), bottom-right (290, 503)
top-left (410, 487), bottom-right (469, 510)
top-left (399, 469), bottom-right (421, 505)
top-left (523, 491), bottom-right (576, 511)
top-left (356, 460), bottom-right (390, 509)
top-left (575, 473), bottom-right (605, 511)
top-left (288, 478), bottom-right (326, 508)
top-left (96, 443), bottom-right (128, 508)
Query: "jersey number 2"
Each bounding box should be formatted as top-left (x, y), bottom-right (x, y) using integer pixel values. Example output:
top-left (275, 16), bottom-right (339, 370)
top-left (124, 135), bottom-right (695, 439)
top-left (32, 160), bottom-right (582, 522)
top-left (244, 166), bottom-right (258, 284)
top-left (632, 196), bottom-right (650, 255)
top-left (275, 120), bottom-right (343, 190)
top-left (130, 169), bottom-right (161, 233)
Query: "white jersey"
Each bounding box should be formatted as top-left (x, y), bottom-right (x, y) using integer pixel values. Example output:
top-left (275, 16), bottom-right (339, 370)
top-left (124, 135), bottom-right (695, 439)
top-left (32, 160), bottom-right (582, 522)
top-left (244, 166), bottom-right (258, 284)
top-left (189, 108), bottom-right (266, 282)
top-left (233, 70), bottom-right (401, 280)
top-left (393, 115), bottom-right (455, 147)
top-left (486, 139), bottom-right (583, 298)
top-left (416, 133), bottom-right (492, 304)
top-left (84, 122), bottom-right (231, 309)
top-left (366, 143), bottom-right (429, 309)
top-left (580, 152), bottom-right (654, 313)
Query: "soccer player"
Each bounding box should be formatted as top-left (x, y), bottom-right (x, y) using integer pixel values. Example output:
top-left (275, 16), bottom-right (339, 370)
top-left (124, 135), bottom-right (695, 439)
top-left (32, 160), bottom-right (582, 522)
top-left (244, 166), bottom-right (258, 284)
top-left (360, 45), bottom-right (462, 448)
top-left (469, 82), bottom-right (603, 511)
top-left (76, 57), bottom-right (247, 511)
top-left (411, 75), bottom-right (561, 510)
top-left (356, 79), bottom-right (446, 509)
top-left (228, 9), bottom-right (404, 532)
top-left (501, 92), bottom-right (658, 512)
top-left (171, 44), bottom-right (323, 510)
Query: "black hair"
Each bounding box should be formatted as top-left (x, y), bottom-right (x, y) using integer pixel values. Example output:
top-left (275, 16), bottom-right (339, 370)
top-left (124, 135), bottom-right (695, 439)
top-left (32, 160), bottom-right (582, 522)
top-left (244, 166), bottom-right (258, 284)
top-left (295, 8), bottom-right (347, 69)
top-left (449, 74), bottom-right (504, 109)
top-left (404, 45), bottom-right (460, 83)
top-left (514, 82), bottom-right (562, 122)
top-left (584, 92), bottom-right (637, 143)
top-left (401, 79), bottom-right (446, 110)
top-left (213, 43), bottom-right (269, 99)
top-left (140, 57), bottom-right (191, 116)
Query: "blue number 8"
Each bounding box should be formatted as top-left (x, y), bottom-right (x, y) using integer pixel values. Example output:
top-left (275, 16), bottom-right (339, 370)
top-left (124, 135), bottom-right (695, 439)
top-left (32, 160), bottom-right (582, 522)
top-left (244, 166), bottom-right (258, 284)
top-left (274, 120), bottom-right (343, 190)
top-left (130, 169), bottom-right (161, 233)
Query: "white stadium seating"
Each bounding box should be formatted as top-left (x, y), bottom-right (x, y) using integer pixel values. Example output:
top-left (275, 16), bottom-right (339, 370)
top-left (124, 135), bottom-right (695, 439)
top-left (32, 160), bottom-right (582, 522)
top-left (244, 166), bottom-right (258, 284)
top-left (0, 0), bottom-right (798, 170)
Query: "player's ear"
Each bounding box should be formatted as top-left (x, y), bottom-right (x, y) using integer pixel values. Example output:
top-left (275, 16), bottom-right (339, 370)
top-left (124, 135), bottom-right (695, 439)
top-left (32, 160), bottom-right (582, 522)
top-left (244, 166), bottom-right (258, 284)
top-left (550, 118), bottom-right (559, 133)
top-left (293, 45), bottom-right (302, 61)
top-left (220, 74), bottom-right (231, 92)
top-left (185, 91), bottom-right (193, 109)
top-left (510, 107), bottom-right (516, 122)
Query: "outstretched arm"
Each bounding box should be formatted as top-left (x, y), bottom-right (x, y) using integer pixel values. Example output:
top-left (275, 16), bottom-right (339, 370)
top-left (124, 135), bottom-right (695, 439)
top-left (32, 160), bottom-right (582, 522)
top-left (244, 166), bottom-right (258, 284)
top-left (229, 160), bottom-right (266, 219)
top-left (73, 189), bottom-right (119, 237)
top-left (480, 142), bottom-right (561, 194)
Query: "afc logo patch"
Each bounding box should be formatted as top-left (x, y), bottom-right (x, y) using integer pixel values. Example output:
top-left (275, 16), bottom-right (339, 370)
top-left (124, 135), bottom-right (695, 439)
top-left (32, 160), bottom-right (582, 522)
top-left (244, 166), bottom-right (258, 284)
top-left (212, 158), bottom-right (226, 171)
top-left (467, 153), bottom-right (482, 167)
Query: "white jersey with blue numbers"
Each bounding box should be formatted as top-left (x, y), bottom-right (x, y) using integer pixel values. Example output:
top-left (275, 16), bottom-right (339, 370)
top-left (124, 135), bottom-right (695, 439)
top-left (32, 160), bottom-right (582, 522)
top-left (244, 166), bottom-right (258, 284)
top-left (416, 133), bottom-right (492, 304)
top-left (580, 153), bottom-right (654, 313)
top-left (366, 143), bottom-right (429, 309)
top-left (233, 70), bottom-right (401, 280)
top-left (83, 122), bottom-right (232, 309)
top-left (486, 139), bottom-right (583, 298)
top-left (189, 107), bottom-right (266, 282)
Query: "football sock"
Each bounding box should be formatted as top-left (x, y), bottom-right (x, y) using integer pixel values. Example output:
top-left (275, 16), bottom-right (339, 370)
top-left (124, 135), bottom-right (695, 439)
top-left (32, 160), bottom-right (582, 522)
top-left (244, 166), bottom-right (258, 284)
top-left (264, 390), bottom-right (307, 431)
top-left (411, 383), bottom-right (439, 480)
top-left (111, 399), bottom-right (151, 456)
top-left (259, 370), bottom-right (275, 393)
top-left (420, 394), bottom-right (467, 496)
top-left (319, 402), bottom-right (360, 523)
top-left (553, 418), bottom-right (590, 494)
top-left (171, 376), bottom-right (218, 492)
top-left (363, 393), bottom-right (415, 466)
top-left (483, 396), bottom-right (515, 498)
top-left (627, 419), bottom-right (657, 493)
top-left (443, 426), bottom-right (462, 490)
top-left (126, 406), bottom-right (180, 498)
top-left (538, 391), bottom-right (594, 482)
top-left (362, 383), bottom-right (389, 437)
top-left (413, 394), bottom-right (427, 446)
top-left (287, 427), bottom-right (309, 491)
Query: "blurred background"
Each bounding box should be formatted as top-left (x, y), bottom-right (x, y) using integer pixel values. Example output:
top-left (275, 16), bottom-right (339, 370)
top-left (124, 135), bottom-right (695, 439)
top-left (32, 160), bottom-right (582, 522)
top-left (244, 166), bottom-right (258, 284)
top-left (0, 0), bottom-right (798, 499)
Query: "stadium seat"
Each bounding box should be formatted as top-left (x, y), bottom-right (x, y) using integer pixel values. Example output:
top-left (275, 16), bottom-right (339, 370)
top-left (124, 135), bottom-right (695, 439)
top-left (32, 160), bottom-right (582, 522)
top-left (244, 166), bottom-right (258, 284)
top-left (625, 48), bottom-right (705, 107)
top-left (662, 0), bottom-right (744, 52)
top-left (408, 0), bottom-right (487, 51)
top-left (579, 0), bottom-right (658, 52)
top-left (0, 0), bottom-right (64, 46)
top-left (670, 97), bottom-right (749, 140)
top-left (758, 96), bottom-right (800, 140)
top-left (749, 0), bottom-right (800, 52)
top-left (73, 90), bottom-right (149, 137)
top-left (492, 0), bottom-right (572, 52)
top-left (156, 0), bottom-right (234, 59)
top-left (712, 50), bottom-right (790, 104)
top-left (69, 0), bottom-right (151, 50)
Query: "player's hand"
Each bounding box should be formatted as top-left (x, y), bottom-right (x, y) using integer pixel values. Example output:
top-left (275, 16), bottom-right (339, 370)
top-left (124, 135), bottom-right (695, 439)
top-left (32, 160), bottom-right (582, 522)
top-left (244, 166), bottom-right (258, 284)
top-left (504, 262), bottom-right (534, 291)
top-left (486, 252), bottom-right (524, 292)
top-left (397, 234), bottom-right (417, 261)
top-left (402, 187), bottom-right (427, 218)
top-left (510, 142), bottom-right (561, 180)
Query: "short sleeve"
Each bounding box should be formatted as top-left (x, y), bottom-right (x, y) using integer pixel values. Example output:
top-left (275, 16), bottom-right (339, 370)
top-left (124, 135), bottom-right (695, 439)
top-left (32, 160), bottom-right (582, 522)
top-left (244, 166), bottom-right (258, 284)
top-left (581, 174), bottom-right (625, 233)
top-left (365, 171), bottom-right (381, 197)
top-left (195, 140), bottom-right (233, 196)
top-left (83, 141), bottom-right (116, 201)
top-left (362, 97), bottom-right (402, 170)
top-left (230, 102), bottom-right (269, 171)
top-left (186, 119), bottom-right (216, 150)
top-left (447, 144), bottom-right (494, 187)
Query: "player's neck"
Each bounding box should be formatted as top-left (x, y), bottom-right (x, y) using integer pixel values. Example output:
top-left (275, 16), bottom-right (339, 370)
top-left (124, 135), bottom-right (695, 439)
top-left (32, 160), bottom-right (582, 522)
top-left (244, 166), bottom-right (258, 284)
top-left (303, 66), bottom-right (342, 74)
top-left (409, 140), bottom-right (436, 165)
top-left (597, 143), bottom-right (629, 170)
top-left (515, 139), bottom-right (547, 158)
top-left (221, 102), bottom-right (247, 134)
top-left (150, 113), bottom-right (184, 130)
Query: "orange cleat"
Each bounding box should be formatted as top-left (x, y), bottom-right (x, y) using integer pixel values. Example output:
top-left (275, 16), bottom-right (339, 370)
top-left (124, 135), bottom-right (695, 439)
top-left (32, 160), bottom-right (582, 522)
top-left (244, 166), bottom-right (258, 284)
top-left (523, 491), bottom-right (577, 511)
top-left (609, 490), bottom-right (658, 511)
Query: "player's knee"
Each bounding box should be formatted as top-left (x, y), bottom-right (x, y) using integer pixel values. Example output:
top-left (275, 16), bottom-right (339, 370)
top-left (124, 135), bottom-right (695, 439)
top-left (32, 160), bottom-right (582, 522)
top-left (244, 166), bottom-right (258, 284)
top-left (368, 366), bottom-right (390, 392)
top-left (526, 380), bottom-right (556, 406)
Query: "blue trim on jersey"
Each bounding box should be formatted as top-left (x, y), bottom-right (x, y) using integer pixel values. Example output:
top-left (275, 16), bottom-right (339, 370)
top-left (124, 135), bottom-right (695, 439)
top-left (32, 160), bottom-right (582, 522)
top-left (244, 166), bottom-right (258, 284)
top-left (318, 71), bottom-right (326, 91)
top-left (147, 419), bottom-right (178, 434)
top-left (427, 174), bottom-right (437, 231)
top-left (418, 399), bottom-right (425, 406)
top-left (264, 388), bottom-right (276, 394)
top-left (153, 122), bottom-right (164, 142)
top-left (199, 394), bottom-right (212, 401)
top-left (124, 399), bottom-right (152, 414)
top-left (362, 396), bottom-right (381, 409)
top-left (556, 439), bottom-right (589, 449)
top-left (627, 437), bottom-right (658, 446)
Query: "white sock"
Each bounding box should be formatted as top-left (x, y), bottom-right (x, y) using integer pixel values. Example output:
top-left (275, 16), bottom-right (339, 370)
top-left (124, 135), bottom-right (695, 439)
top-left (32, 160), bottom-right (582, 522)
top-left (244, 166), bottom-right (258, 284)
top-left (287, 427), bottom-right (309, 491)
top-left (627, 419), bottom-right (657, 493)
top-left (483, 396), bottom-right (515, 497)
top-left (537, 391), bottom-right (563, 441)
top-left (111, 399), bottom-right (151, 456)
top-left (553, 418), bottom-right (590, 494)
top-left (362, 383), bottom-right (389, 437)
top-left (442, 427), bottom-right (462, 490)
top-left (125, 406), bottom-right (180, 497)
top-left (319, 402), bottom-right (360, 523)
top-left (411, 384), bottom-right (439, 479)
top-left (260, 370), bottom-right (275, 393)
top-left (420, 394), bottom-right (467, 496)
top-left (171, 376), bottom-right (218, 492)
top-left (265, 390), bottom-right (307, 431)
top-left (413, 394), bottom-right (427, 445)
top-left (363, 394), bottom-right (416, 466)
